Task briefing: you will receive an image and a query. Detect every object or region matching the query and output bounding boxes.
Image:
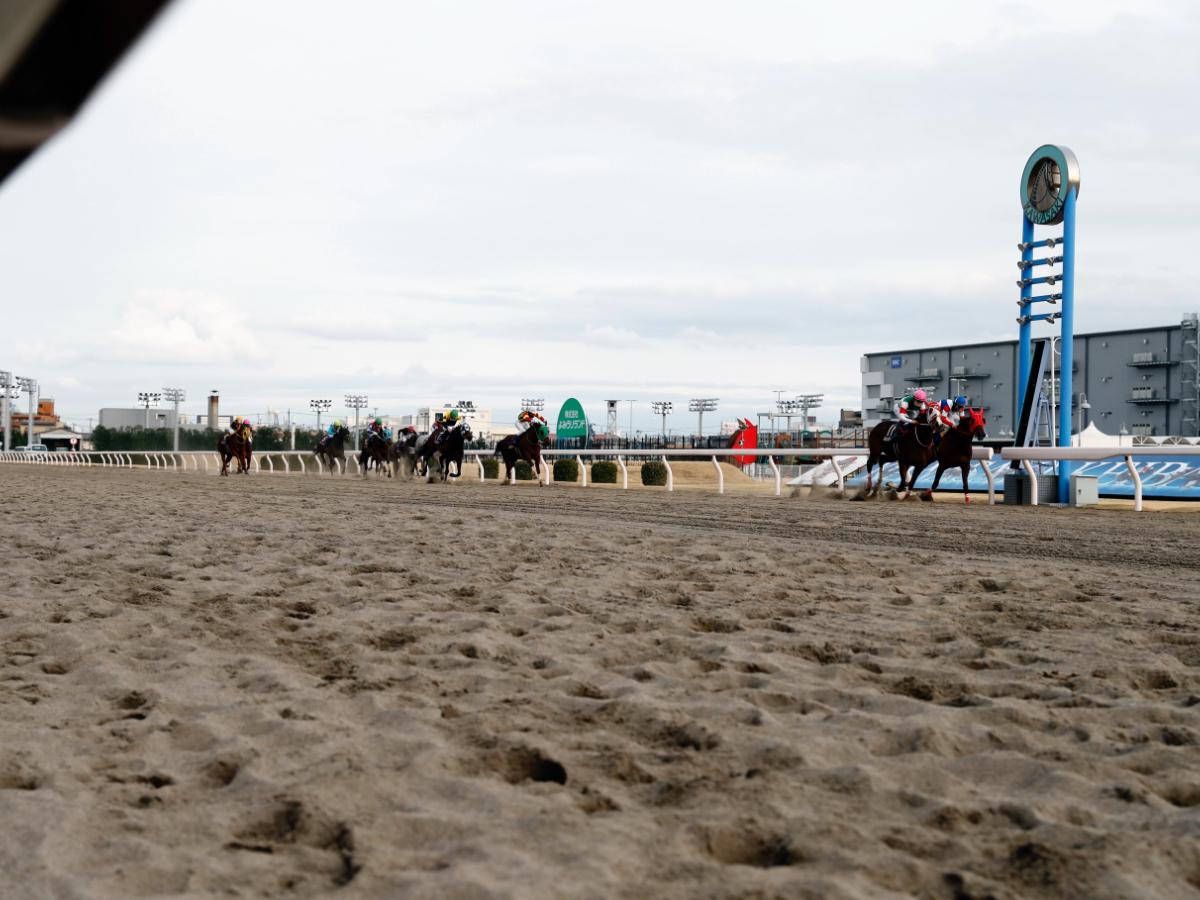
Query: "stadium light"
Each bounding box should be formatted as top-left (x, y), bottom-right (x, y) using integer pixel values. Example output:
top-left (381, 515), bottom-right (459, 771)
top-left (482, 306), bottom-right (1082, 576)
top-left (651, 401), bottom-right (673, 438)
top-left (310, 398), bottom-right (332, 433)
top-left (688, 398), bottom-right (719, 439)
top-left (163, 388), bottom-right (185, 452)
top-left (19, 377), bottom-right (37, 447)
top-left (520, 398), bottom-right (545, 414)
top-left (137, 391), bottom-right (161, 431)
top-left (796, 393), bottom-right (824, 433)
top-left (0, 371), bottom-right (16, 451)
top-left (345, 394), bottom-right (368, 451)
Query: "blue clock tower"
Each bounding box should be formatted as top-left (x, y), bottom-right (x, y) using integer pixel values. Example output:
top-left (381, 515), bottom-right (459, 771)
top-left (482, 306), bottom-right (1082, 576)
top-left (1016, 145), bottom-right (1080, 503)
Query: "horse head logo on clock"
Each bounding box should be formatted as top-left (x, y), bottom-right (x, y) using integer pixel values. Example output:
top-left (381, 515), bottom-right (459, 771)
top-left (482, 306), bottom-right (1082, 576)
top-left (1020, 145), bottom-right (1080, 225)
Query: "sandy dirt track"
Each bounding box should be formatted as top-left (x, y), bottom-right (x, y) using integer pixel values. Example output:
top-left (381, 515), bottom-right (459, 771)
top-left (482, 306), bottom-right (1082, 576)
top-left (2, 466), bottom-right (1199, 900)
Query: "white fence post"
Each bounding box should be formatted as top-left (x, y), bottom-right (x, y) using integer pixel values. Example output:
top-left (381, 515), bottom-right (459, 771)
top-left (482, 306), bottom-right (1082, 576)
top-left (712, 456), bottom-right (723, 494)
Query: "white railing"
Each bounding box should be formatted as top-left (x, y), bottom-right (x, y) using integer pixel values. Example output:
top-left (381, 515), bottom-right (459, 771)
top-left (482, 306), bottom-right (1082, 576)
top-left (0, 446), bottom-right (996, 502)
top-left (462, 447), bottom-right (994, 501)
top-left (1000, 446), bottom-right (1200, 511)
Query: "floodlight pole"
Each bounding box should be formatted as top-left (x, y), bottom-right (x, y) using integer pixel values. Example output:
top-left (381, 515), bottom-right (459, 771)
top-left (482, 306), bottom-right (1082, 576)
top-left (138, 392), bottom-right (161, 430)
top-left (651, 401), bottom-right (672, 438)
top-left (345, 395), bottom-right (367, 450)
top-left (19, 377), bottom-right (37, 447)
top-left (310, 399), bottom-right (332, 435)
top-left (1, 371), bottom-right (11, 451)
top-left (688, 398), bottom-right (718, 441)
top-left (163, 388), bottom-right (185, 451)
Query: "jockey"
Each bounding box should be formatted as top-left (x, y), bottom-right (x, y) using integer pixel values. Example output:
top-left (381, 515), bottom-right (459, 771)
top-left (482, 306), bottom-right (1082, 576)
top-left (515, 409), bottom-right (547, 435)
top-left (327, 419), bottom-right (342, 437)
top-left (950, 396), bottom-right (968, 424)
top-left (930, 399), bottom-right (955, 435)
top-left (368, 417), bottom-right (391, 440)
top-left (893, 389), bottom-right (928, 431)
top-left (434, 409), bottom-right (461, 444)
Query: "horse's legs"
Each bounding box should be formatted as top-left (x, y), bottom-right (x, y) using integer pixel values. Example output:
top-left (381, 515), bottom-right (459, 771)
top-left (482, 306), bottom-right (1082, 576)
top-left (925, 463), bottom-right (946, 500)
top-left (898, 463), bottom-right (910, 497)
top-left (961, 461), bottom-right (971, 503)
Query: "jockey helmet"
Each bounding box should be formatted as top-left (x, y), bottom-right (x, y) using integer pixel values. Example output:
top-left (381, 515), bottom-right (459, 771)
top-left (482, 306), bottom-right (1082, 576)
top-left (954, 396), bottom-right (967, 407)
top-left (447, 409), bottom-right (460, 421)
top-left (374, 417), bottom-right (382, 425)
top-left (334, 419), bottom-right (341, 426)
top-left (913, 389), bottom-right (927, 402)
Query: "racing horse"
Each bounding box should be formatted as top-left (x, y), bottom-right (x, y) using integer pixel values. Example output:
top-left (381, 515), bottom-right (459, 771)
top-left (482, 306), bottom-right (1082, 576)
top-left (218, 425), bottom-right (253, 476)
top-left (389, 428), bottom-right (418, 479)
top-left (864, 409), bottom-right (937, 498)
top-left (314, 425), bottom-right (351, 475)
top-left (922, 407), bottom-right (987, 503)
top-left (359, 430), bottom-right (392, 478)
top-left (495, 422), bottom-right (549, 484)
top-left (433, 421), bottom-right (471, 482)
top-left (414, 422), bottom-right (470, 480)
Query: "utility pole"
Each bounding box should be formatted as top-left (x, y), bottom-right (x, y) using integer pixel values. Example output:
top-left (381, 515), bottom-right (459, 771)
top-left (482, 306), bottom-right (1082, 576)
top-left (625, 400), bottom-right (636, 441)
top-left (288, 409), bottom-right (295, 449)
top-left (310, 399), bottom-right (331, 435)
top-left (345, 395), bottom-right (367, 451)
top-left (163, 388), bottom-right (185, 451)
top-left (19, 377), bottom-right (37, 447)
top-left (689, 398), bottom-right (718, 442)
top-left (0, 371), bottom-right (13, 450)
top-left (651, 401), bottom-right (672, 438)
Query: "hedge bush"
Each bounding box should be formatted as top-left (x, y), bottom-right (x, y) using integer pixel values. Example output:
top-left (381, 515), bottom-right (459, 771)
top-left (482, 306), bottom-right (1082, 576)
top-left (482, 458), bottom-right (500, 479)
top-left (553, 458), bottom-right (579, 482)
top-left (592, 460), bottom-right (618, 483)
top-left (641, 461), bottom-right (668, 486)
top-left (515, 460), bottom-right (535, 481)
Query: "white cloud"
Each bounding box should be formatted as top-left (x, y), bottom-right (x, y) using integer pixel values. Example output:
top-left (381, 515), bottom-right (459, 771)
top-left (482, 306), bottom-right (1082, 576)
top-left (581, 324), bottom-right (644, 348)
top-left (107, 290), bottom-right (262, 365)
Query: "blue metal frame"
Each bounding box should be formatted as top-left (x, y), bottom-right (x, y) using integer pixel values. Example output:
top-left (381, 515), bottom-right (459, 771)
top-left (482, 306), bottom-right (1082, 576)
top-left (1057, 187), bottom-right (1077, 502)
top-left (1018, 180), bottom-right (1076, 503)
top-left (1018, 217), bottom-right (1034, 404)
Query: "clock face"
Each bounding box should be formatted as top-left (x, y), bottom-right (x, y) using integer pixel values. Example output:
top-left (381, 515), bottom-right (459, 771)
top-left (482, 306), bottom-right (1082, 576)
top-left (1028, 159), bottom-right (1060, 213)
top-left (1020, 145), bottom-right (1079, 226)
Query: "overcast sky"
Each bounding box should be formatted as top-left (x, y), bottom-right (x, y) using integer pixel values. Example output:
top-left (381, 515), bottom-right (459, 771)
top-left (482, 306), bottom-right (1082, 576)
top-left (1, 0), bottom-right (1198, 433)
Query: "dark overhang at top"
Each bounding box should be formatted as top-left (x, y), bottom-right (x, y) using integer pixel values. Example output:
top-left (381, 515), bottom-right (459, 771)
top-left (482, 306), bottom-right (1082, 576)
top-left (0, 0), bottom-right (171, 186)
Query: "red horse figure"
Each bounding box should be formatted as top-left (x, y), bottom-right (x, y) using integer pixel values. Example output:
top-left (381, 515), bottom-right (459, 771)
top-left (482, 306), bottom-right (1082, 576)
top-left (865, 410), bottom-right (937, 498)
top-left (922, 407), bottom-right (988, 503)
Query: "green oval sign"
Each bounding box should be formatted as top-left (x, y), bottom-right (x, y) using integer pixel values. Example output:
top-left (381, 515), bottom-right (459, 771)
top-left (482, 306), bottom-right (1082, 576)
top-left (555, 398), bottom-right (588, 437)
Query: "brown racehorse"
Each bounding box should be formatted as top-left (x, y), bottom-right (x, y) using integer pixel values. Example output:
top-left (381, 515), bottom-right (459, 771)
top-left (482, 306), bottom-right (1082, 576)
top-left (495, 423), bottom-right (548, 484)
top-left (218, 426), bottom-right (253, 476)
top-left (359, 431), bottom-right (392, 478)
top-left (389, 428), bottom-right (418, 479)
top-left (865, 410), bottom-right (936, 498)
top-left (314, 425), bottom-right (350, 475)
top-left (922, 407), bottom-right (988, 503)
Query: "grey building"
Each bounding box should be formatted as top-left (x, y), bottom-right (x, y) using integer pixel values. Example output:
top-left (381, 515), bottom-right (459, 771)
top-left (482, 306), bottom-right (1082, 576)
top-left (861, 314), bottom-right (1200, 438)
top-left (99, 407), bottom-right (174, 430)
